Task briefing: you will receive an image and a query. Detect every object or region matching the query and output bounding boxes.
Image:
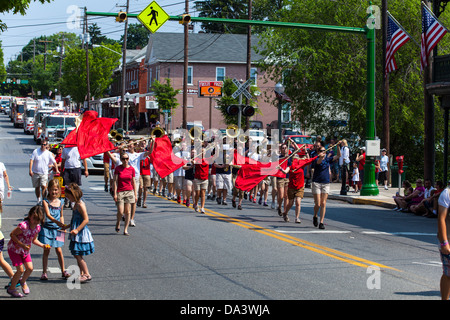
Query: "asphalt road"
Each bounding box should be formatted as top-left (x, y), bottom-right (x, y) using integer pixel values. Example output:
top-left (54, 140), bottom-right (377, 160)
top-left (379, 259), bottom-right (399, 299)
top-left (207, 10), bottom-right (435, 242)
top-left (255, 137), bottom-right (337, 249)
top-left (0, 112), bottom-right (443, 307)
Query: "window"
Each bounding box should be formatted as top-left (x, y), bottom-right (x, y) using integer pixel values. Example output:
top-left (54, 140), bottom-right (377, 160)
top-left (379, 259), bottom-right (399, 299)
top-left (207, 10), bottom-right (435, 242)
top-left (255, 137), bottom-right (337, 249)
top-left (216, 67), bottom-right (225, 81)
top-left (188, 66), bottom-right (193, 85)
top-left (250, 68), bottom-right (257, 85)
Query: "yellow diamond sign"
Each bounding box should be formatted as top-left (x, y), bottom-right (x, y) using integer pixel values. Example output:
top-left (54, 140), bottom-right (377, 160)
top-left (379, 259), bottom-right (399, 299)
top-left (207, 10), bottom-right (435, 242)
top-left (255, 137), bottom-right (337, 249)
top-left (137, 1), bottom-right (169, 33)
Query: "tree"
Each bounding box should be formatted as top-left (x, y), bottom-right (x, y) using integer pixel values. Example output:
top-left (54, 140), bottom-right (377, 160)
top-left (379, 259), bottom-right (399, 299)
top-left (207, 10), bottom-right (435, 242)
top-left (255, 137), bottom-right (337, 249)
top-left (194, 0), bottom-right (249, 34)
top-left (88, 23), bottom-right (118, 46)
top-left (152, 79), bottom-right (180, 120)
top-left (61, 43), bottom-right (122, 103)
top-left (256, 0), bottom-right (450, 180)
top-left (120, 23), bottom-right (149, 49)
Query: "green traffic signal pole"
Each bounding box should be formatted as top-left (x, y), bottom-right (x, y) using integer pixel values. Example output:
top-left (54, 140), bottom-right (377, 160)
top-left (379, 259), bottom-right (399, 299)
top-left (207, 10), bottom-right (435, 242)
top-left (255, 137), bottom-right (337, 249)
top-left (87, 6), bottom-right (379, 196)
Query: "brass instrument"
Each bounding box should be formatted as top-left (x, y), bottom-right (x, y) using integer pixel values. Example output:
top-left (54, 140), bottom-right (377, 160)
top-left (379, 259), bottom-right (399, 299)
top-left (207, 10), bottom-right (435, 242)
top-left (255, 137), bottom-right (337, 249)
top-left (189, 126), bottom-right (203, 141)
top-left (225, 124), bottom-right (239, 138)
top-left (150, 127), bottom-right (165, 138)
top-left (237, 133), bottom-right (247, 144)
top-left (110, 128), bottom-right (124, 142)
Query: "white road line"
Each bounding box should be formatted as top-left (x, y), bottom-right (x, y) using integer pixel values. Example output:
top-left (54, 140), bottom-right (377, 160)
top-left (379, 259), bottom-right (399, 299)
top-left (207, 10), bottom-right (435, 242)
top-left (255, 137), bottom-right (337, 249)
top-left (17, 188), bottom-right (35, 192)
top-left (276, 230), bottom-right (351, 234)
top-left (0, 267), bottom-right (62, 273)
top-left (361, 231), bottom-right (436, 236)
top-left (412, 261), bottom-right (442, 267)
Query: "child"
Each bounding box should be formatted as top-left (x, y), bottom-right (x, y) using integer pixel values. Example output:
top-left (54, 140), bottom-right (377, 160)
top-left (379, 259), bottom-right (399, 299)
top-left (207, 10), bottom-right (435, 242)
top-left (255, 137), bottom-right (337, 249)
top-left (351, 162), bottom-right (360, 193)
top-left (0, 203), bottom-right (15, 290)
top-left (63, 183), bottom-right (94, 283)
top-left (7, 205), bottom-right (48, 297)
top-left (38, 178), bottom-right (69, 280)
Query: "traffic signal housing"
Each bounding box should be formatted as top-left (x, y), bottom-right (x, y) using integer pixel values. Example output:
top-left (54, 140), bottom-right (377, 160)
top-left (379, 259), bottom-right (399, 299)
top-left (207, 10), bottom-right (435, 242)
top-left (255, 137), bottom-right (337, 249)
top-left (226, 105), bottom-right (240, 116)
top-left (179, 14), bottom-right (191, 24)
top-left (242, 105), bottom-right (255, 117)
top-left (116, 11), bottom-right (127, 22)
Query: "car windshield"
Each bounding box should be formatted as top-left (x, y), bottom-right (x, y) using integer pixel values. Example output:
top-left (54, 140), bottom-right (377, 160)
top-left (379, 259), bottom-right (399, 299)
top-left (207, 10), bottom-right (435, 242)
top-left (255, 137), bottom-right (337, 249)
top-left (291, 136), bottom-right (314, 144)
top-left (17, 105), bottom-right (24, 113)
top-left (45, 117), bottom-right (76, 128)
top-left (250, 131), bottom-right (264, 137)
top-left (26, 109), bottom-right (35, 117)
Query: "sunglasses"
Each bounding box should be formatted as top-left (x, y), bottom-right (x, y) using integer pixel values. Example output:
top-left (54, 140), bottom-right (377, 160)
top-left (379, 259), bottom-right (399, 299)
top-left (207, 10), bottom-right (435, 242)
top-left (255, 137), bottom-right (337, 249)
top-left (121, 157), bottom-right (129, 161)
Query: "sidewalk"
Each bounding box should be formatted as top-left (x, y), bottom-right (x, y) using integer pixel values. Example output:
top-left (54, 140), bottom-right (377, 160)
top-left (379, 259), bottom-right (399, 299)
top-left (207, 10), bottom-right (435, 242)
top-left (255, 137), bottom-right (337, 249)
top-left (304, 182), bottom-right (399, 209)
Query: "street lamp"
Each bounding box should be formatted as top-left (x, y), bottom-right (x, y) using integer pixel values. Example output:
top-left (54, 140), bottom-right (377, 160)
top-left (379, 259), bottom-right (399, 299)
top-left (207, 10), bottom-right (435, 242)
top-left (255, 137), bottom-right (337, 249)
top-left (125, 92), bottom-right (130, 134)
top-left (92, 44), bottom-right (122, 56)
top-left (274, 82), bottom-right (285, 143)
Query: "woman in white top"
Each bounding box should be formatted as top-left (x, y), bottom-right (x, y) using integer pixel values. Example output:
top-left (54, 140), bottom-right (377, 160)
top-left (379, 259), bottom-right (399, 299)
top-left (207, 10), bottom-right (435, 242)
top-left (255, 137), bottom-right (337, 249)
top-left (379, 148), bottom-right (389, 190)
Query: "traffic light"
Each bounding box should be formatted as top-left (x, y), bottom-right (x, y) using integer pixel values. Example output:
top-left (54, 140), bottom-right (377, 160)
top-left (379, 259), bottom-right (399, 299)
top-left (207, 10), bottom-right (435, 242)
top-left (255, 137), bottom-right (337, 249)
top-left (116, 11), bottom-right (127, 22)
top-left (242, 106), bottom-right (255, 117)
top-left (179, 14), bottom-right (191, 24)
top-left (226, 105), bottom-right (240, 116)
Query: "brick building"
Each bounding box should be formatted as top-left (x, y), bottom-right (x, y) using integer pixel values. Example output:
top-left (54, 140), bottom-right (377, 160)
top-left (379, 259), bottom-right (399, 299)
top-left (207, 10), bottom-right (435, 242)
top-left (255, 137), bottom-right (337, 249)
top-left (104, 32), bottom-right (280, 133)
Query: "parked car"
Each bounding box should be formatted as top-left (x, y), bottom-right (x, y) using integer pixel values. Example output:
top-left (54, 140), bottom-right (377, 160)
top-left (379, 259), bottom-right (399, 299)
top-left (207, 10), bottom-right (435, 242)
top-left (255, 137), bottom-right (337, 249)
top-left (248, 129), bottom-right (266, 143)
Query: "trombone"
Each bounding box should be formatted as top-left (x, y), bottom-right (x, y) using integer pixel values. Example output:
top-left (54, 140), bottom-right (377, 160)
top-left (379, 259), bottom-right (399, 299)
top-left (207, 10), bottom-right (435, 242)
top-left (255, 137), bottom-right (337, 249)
top-left (225, 125), bottom-right (239, 138)
top-left (110, 129), bottom-right (124, 142)
top-left (189, 126), bottom-right (204, 141)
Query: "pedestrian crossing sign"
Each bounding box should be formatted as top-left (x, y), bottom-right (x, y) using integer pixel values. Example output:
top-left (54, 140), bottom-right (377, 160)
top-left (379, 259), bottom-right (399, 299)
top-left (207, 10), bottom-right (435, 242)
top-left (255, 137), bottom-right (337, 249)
top-left (137, 1), bottom-right (170, 33)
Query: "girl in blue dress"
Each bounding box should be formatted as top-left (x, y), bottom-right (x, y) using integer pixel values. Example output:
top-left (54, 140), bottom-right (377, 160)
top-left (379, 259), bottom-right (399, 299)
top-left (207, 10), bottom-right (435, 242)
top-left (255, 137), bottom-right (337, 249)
top-left (63, 183), bottom-right (94, 283)
top-left (38, 179), bottom-right (69, 280)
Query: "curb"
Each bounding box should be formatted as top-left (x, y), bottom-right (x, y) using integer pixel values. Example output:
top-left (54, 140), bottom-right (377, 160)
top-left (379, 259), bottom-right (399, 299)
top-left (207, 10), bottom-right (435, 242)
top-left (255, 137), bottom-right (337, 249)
top-left (304, 191), bottom-right (396, 209)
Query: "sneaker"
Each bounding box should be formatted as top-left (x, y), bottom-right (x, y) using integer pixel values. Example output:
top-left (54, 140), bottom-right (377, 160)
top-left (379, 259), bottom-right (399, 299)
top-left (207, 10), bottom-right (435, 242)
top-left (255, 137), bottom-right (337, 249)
top-left (277, 207), bottom-right (282, 216)
top-left (186, 199), bottom-right (190, 208)
top-left (384, 186), bottom-right (388, 190)
top-left (313, 216), bottom-right (318, 227)
top-left (137, 198), bottom-right (141, 207)
top-left (283, 214), bottom-right (289, 222)
top-left (271, 202), bottom-right (276, 209)
top-left (211, 195), bottom-right (216, 201)
top-left (295, 218), bottom-right (301, 224)
top-left (40, 273), bottom-right (48, 281)
top-left (263, 202), bottom-right (268, 207)
top-left (253, 198), bottom-right (256, 203)
top-left (222, 200), bottom-right (227, 205)
top-left (258, 197), bottom-right (262, 205)
top-left (319, 223), bottom-right (325, 229)
top-left (237, 205), bottom-right (242, 210)
top-left (104, 184), bottom-right (108, 192)
top-left (207, 194), bottom-right (211, 200)
top-left (249, 195), bottom-right (253, 202)
top-left (130, 220), bottom-right (136, 227)
top-left (200, 207), bottom-right (205, 214)
top-left (232, 199), bottom-right (236, 208)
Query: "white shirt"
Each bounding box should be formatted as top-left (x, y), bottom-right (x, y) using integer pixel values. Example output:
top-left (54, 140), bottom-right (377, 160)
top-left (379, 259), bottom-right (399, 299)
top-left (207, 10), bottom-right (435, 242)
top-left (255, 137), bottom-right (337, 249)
top-left (126, 152), bottom-right (146, 177)
top-left (173, 150), bottom-right (189, 177)
top-left (438, 188), bottom-right (450, 208)
top-left (0, 162), bottom-right (6, 192)
top-left (339, 146), bottom-right (350, 165)
top-left (30, 148), bottom-right (56, 175)
top-left (379, 155), bottom-right (389, 172)
top-left (62, 147), bottom-right (81, 169)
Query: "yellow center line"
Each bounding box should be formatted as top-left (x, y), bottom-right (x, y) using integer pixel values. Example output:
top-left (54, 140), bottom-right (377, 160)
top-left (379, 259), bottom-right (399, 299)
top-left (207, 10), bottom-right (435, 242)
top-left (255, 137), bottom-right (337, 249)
top-left (155, 195), bottom-right (400, 271)
top-left (201, 207), bottom-right (400, 272)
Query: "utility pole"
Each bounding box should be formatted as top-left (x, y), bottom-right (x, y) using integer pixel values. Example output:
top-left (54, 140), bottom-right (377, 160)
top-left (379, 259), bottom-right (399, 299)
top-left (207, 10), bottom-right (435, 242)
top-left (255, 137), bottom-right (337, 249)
top-left (58, 37), bottom-right (65, 94)
top-left (39, 38), bottom-right (52, 71)
top-left (182, 0), bottom-right (189, 130)
top-left (84, 7), bottom-right (91, 108)
top-left (120, 0), bottom-right (130, 129)
top-left (245, 0), bottom-right (252, 132)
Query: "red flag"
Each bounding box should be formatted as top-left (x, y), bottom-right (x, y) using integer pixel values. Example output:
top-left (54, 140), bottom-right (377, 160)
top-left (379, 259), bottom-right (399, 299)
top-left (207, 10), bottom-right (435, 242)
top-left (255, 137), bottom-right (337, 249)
top-left (149, 135), bottom-right (187, 179)
top-left (61, 128), bottom-right (77, 147)
top-left (61, 111), bottom-right (118, 159)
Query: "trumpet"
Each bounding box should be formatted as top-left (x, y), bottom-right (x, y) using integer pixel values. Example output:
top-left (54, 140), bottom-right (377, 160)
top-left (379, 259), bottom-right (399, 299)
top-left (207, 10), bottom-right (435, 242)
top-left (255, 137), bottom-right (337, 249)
top-left (150, 127), bottom-right (165, 138)
top-left (237, 134), bottom-right (247, 144)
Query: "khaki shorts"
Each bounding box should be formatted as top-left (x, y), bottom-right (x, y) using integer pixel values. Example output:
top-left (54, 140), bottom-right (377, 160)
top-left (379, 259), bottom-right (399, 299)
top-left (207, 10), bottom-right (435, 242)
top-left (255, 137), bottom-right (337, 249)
top-left (117, 190), bottom-right (136, 204)
top-left (288, 187), bottom-right (304, 200)
top-left (163, 172), bottom-right (174, 184)
top-left (174, 176), bottom-right (185, 190)
top-left (194, 179), bottom-right (208, 190)
top-left (139, 175), bottom-right (151, 188)
top-left (311, 182), bottom-right (330, 194)
top-left (277, 177), bottom-right (289, 188)
top-left (32, 173), bottom-right (48, 188)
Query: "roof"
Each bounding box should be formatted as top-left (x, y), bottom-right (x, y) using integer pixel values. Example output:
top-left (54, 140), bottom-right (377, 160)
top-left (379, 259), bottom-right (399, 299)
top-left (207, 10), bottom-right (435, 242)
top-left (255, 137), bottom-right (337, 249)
top-left (145, 32), bottom-right (265, 64)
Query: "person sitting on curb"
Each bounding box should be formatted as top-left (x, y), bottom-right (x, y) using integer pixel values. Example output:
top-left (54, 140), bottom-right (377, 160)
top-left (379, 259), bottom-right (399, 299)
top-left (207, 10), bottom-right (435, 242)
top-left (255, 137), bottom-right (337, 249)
top-left (393, 180), bottom-right (414, 212)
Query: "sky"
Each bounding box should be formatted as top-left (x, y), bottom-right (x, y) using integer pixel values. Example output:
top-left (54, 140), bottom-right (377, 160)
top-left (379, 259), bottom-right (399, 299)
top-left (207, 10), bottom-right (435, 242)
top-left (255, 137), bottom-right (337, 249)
top-left (0, 0), bottom-right (192, 65)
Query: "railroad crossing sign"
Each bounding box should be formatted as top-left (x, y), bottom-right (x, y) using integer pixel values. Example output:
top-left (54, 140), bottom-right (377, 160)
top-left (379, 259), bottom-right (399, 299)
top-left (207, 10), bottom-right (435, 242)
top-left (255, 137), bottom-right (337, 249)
top-left (231, 78), bottom-right (252, 100)
top-left (137, 1), bottom-right (169, 33)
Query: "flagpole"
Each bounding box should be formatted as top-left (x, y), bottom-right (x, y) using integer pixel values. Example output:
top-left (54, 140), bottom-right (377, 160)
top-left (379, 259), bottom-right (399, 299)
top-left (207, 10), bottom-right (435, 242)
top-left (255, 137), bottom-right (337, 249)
top-left (422, 1), bottom-right (450, 33)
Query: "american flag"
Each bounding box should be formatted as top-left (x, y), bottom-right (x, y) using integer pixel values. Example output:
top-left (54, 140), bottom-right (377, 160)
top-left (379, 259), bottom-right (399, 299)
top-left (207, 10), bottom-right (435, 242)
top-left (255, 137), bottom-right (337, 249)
top-left (421, 4), bottom-right (448, 71)
top-left (385, 14), bottom-right (410, 74)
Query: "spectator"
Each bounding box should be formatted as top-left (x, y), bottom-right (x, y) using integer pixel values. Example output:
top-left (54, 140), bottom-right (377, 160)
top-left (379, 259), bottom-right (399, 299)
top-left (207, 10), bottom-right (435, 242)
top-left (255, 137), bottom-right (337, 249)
top-left (393, 180), bottom-right (414, 211)
top-left (412, 180), bottom-right (444, 218)
top-left (437, 187), bottom-right (450, 299)
top-left (355, 146), bottom-right (366, 189)
top-left (351, 162), bottom-right (360, 193)
top-left (378, 148), bottom-right (389, 190)
top-left (29, 141), bottom-right (59, 204)
top-left (394, 179), bottom-right (425, 212)
top-left (338, 140), bottom-right (350, 187)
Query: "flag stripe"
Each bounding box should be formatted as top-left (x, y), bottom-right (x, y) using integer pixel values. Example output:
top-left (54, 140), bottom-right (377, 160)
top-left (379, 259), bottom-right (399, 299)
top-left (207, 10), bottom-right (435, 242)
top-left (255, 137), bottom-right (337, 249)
top-left (386, 14), bottom-right (410, 74)
top-left (421, 5), bottom-right (448, 71)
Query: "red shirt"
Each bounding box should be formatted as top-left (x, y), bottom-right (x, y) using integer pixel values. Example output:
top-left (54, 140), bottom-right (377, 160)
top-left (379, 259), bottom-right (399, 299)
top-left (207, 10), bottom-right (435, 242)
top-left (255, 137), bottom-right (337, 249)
top-left (358, 153), bottom-right (366, 171)
top-left (140, 157), bottom-right (151, 176)
top-left (194, 160), bottom-right (209, 180)
top-left (114, 165), bottom-right (135, 192)
top-left (288, 157), bottom-right (317, 190)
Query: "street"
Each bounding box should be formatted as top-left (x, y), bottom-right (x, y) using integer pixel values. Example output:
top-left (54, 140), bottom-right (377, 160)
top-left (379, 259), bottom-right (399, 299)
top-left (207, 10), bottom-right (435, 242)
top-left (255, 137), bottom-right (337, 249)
top-left (0, 112), bottom-right (443, 304)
